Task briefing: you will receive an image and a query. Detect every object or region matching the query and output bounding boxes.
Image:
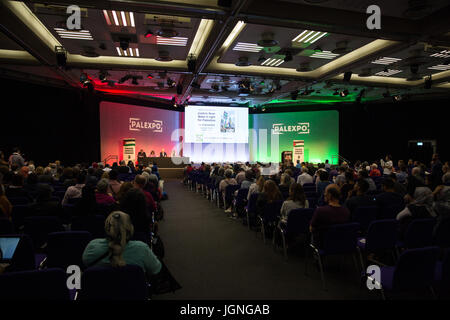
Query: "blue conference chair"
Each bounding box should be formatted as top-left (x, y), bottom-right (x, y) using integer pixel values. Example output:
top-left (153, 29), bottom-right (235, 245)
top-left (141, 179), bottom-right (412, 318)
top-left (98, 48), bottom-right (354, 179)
top-left (433, 218), bottom-right (450, 248)
top-left (45, 231), bottom-right (92, 269)
top-left (378, 246), bottom-right (439, 300)
top-left (245, 192), bottom-right (260, 229)
top-left (0, 268), bottom-right (70, 300)
top-left (278, 208), bottom-right (314, 259)
top-left (397, 218), bottom-right (436, 251)
top-left (71, 215), bottom-right (106, 239)
top-left (357, 219), bottom-right (398, 268)
top-left (23, 216), bottom-right (64, 249)
top-left (259, 200), bottom-right (283, 244)
top-left (352, 206), bottom-right (378, 233)
top-left (306, 222), bottom-right (360, 290)
top-left (78, 265), bottom-right (148, 300)
top-left (434, 249), bottom-right (450, 297)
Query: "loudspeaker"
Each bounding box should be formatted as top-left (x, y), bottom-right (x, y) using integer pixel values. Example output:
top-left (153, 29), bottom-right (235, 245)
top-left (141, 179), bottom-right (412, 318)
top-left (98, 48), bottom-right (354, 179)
top-left (343, 71), bottom-right (352, 82)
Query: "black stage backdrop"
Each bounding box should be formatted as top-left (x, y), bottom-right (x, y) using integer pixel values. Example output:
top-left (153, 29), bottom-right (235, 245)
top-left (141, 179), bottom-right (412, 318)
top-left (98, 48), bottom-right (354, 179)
top-left (1, 78), bottom-right (448, 166)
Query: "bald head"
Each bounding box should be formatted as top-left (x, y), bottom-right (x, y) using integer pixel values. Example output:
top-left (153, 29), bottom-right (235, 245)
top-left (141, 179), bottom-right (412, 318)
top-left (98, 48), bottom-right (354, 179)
top-left (325, 184), bottom-right (340, 201)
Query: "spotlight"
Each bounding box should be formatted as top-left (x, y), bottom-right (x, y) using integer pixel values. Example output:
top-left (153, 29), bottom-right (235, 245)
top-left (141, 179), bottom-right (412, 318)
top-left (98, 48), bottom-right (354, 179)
top-left (119, 38), bottom-right (130, 51)
top-left (80, 72), bottom-right (88, 83)
top-left (98, 70), bottom-right (108, 81)
top-left (393, 94), bottom-right (403, 101)
top-left (144, 30), bottom-right (153, 38)
top-left (290, 90), bottom-right (299, 100)
top-left (55, 46), bottom-right (67, 67)
top-left (167, 78), bottom-right (176, 87)
top-left (339, 89), bottom-right (349, 97)
top-left (147, 74), bottom-right (153, 79)
top-left (424, 75), bottom-right (432, 89)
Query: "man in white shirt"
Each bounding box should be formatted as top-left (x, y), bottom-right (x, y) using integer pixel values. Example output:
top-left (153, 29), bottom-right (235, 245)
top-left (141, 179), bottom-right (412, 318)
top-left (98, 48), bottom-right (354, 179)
top-left (297, 167), bottom-right (313, 186)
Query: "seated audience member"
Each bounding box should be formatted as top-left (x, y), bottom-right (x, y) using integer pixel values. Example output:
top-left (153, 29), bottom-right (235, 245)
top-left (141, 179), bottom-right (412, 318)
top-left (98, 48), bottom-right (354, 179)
top-left (406, 167), bottom-right (426, 200)
top-left (324, 159), bottom-right (331, 170)
top-left (369, 164), bottom-right (382, 177)
top-left (297, 167), bottom-right (313, 186)
top-left (82, 211), bottom-right (161, 278)
top-left (60, 167), bottom-right (76, 187)
top-left (247, 175), bottom-right (265, 201)
top-left (279, 173), bottom-right (291, 199)
top-left (235, 167), bottom-right (246, 185)
top-left (37, 167), bottom-right (54, 184)
top-left (107, 170), bottom-right (122, 199)
top-left (340, 170), bottom-right (355, 202)
top-left (133, 175), bottom-right (157, 213)
top-left (316, 170), bottom-right (331, 205)
top-left (396, 186), bottom-right (435, 238)
top-left (73, 184), bottom-right (97, 216)
top-left (280, 183), bottom-right (309, 223)
top-left (8, 148), bottom-right (25, 168)
top-left (433, 173), bottom-right (450, 227)
top-left (240, 170), bottom-right (255, 190)
top-left (359, 169), bottom-right (377, 192)
top-left (62, 172), bottom-right (86, 205)
top-left (6, 174), bottom-right (31, 200)
top-left (120, 188), bottom-right (151, 233)
top-left (335, 167), bottom-right (347, 186)
top-left (95, 179), bottom-right (116, 206)
top-left (389, 173), bottom-right (407, 197)
top-left (345, 179), bottom-right (376, 217)
top-left (395, 165), bottom-right (408, 184)
top-left (255, 180), bottom-right (283, 218)
top-left (151, 162), bottom-right (160, 180)
top-left (284, 169), bottom-right (296, 185)
top-left (310, 184), bottom-right (351, 246)
top-left (23, 172), bottom-right (40, 200)
top-left (375, 178), bottom-right (404, 209)
top-left (142, 171), bottom-right (161, 202)
top-left (382, 155), bottom-right (394, 175)
top-left (115, 182), bottom-right (134, 205)
top-left (127, 161), bottom-right (136, 174)
top-left (0, 184), bottom-right (12, 219)
top-left (118, 160), bottom-right (131, 174)
top-left (219, 169), bottom-right (238, 212)
top-left (30, 184), bottom-right (61, 216)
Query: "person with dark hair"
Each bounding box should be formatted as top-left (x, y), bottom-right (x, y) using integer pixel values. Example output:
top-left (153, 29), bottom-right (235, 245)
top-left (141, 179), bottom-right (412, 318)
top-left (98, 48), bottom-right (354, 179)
top-left (317, 170), bottom-right (331, 205)
top-left (23, 173), bottom-right (40, 200)
top-left (335, 167), bottom-right (347, 186)
top-left (120, 188), bottom-right (151, 233)
top-left (95, 179), bottom-right (116, 206)
top-left (240, 169), bottom-right (254, 189)
top-left (345, 179), bottom-right (376, 217)
top-left (62, 172), bottom-right (86, 205)
top-left (310, 184), bottom-right (350, 246)
top-left (340, 170), bottom-right (355, 202)
top-left (107, 170), bottom-right (122, 199)
top-left (127, 161), bottom-right (136, 174)
top-left (8, 148), bottom-right (25, 168)
top-left (30, 184), bottom-right (61, 216)
top-left (396, 165), bottom-right (408, 184)
top-left (82, 211), bottom-right (161, 277)
top-left (255, 180), bottom-right (282, 218)
top-left (375, 178), bottom-right (405, 210)
top-left (117, 160), bottom-right (131, 174)
top-left (134, 175), bottom-right (157, 213)
top-left (359, 169), bottom-right (376, 192)
top-left (235, 167), bottom-right (246, 185)
top-left (389, 172), bottom-right (407, 197)
top-left (280, 183), bottom-right (309, 223)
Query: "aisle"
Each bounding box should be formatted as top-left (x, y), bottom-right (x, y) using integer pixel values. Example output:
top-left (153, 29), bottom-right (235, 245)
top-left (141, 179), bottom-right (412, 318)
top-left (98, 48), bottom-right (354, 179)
top-left (156, 180), bottom-right (372, 300)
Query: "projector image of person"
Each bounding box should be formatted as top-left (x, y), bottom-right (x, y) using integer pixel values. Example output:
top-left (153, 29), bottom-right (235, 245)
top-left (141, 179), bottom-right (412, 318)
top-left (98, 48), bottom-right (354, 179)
top-left (220, 110), bottom-right (235, 133)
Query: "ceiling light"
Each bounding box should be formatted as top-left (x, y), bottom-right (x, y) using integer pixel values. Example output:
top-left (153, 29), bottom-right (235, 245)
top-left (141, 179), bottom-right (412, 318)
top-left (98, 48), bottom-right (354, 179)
top-left (103, 10), bottom-right (112, 25)
top-left (104, 10), bottom-right (135, 27)
top-left (156, 36), bottom-right (188, 46)
top-left (430, 50), bottom-right (450, 58)
top-left (167, 78), bottom-right (176, 87)
top-left (112, 10), bottom-right (119, 26)
top-left (333, 89), bottom-right (339, 96)
top-left (310, 50), bottom-right (339, 59)
top-left (375, 69), bottom-right (403, 76)
top-left (130, 12), bottom-right (135, 27)
top-left (147, 74), bottom-right (153, 79)
top-left (428, 64), bottom-right (450, 71)
top-left (261, 58), bottom-right (284, 67)
top-left (145, 30), bottom-right (153, 38)
top-left (221, 20), bottom-right (246, 50)
top-left (233, 42), bottom-right (263, 53)
top-left (339, 89), bottom-right (349, 97)
top-left (393, 94), bottom-right (403, 101)
top-left (371, 57), bottom-right (402, 65)
top-left (121, 11), bottom-right (127, 27)
top-left (292, 30), bottom-right (328, 44)
top-left (54, 28), bottom-right (93, 40)
top-left (116, 47), bottom-right (139, 57)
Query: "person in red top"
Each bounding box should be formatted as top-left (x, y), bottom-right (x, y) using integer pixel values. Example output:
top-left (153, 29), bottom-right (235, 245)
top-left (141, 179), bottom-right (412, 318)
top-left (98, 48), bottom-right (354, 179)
top-left (133, 174), bottom-right (157, 213)
top-left (369, 163), bottom-right (381, 177)
top-left (310, 184), bottom-right (351, 247)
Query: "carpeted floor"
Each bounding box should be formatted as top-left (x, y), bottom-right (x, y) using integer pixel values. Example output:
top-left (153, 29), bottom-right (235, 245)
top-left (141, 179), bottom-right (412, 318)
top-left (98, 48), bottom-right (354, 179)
top-left (155, 180), bottom-right (377, 300)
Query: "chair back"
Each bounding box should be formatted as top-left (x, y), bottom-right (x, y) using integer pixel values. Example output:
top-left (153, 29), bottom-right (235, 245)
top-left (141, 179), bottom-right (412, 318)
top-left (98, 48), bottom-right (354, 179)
top-left (433, 218), bottom-right (450, 248)
top-left (286, 208), bottom-right (314, 236)
top-left (235, 188), bottom-right (249, 206)
top-left (23, 216), bottom-right (64, 248)
top-left (224, 184), bottom-right (240, 203)
top-left (378, 204), bottom-right (405, 219)
top-left (0, 268), bottom-right (70, 300)
top-left (365, 219), bottom-right (398, 251)
top-left (71, 215), bottom-right (106, 238)
top-left (306, 197), bottom-right (318, 208)
top-left (8, 197), bottom-right (30, 206)
top-left (392, 246), bottom-right (439, 290)
top-left (404, 218), bottom-right (435, 248)
top-left (247, 192), bottom-right (260, 214)
top-left (352, 206), bottom-right (378, 231)
top-left (46, 231), bottom-right (92, 269)
top-left (262, 200), bottom-right (283, 224)
top-left (11, 205), bottom-right (31, 231)
top-left (79, 265), bottom-right (148, 300)
top-left (321, 223), bottom-right (360, 255)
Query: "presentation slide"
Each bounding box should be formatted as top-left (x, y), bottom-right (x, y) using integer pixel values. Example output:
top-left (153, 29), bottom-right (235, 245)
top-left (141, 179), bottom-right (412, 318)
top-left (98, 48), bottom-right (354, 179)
top-left (185, 106), bottom-right (248, 143)
top-left (249, 110), bottom-right (339, 164)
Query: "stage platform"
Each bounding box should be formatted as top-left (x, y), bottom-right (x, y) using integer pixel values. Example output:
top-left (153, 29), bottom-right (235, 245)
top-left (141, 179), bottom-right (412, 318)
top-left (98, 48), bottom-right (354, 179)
top-left (159, 168), bottom-right (184, 179)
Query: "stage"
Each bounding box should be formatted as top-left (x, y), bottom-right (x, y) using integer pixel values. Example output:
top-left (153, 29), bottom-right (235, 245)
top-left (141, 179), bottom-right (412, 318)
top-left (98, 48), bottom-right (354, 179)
top-left (139, 157), bottom-right (189, 180)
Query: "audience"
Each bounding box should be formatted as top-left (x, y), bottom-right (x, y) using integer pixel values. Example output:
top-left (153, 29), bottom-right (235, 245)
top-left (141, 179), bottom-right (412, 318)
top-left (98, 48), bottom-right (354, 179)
top-left (375, 178), bottom-right (404, 209)
top-left (345, 179), bottom-right (376, 217)
top-left (95, 179), bottom-right (116, 206)
top-left (297, 167), bottom-right (313, 186)
top-left (280, 183), bottom-right (309, 223)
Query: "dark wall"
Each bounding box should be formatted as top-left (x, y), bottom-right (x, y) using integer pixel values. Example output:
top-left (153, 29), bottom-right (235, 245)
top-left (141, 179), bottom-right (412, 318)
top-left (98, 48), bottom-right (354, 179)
top-left (0, 78), bottom-right (101, 166)
top-left (339, 100), bottom-right (449, 164)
